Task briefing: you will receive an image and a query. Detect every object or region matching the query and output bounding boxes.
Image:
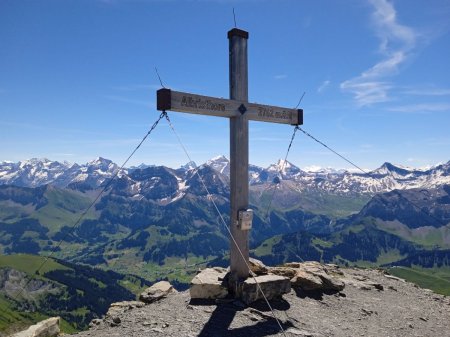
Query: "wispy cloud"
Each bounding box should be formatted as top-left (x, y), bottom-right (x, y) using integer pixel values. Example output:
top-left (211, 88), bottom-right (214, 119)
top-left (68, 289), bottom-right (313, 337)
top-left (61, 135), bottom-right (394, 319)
top-left (341, 81), bottom-right (392, 106)
top-left (317, 80), bottom-right (330, 93)
top-left (402, 87), bottom-right (450, 96)
top-left (387, 103), bottom-right (450, 113)
top-left (340, 0), bottom-right (416, 106)
top-left (274, 74), bottom-right (287, 80)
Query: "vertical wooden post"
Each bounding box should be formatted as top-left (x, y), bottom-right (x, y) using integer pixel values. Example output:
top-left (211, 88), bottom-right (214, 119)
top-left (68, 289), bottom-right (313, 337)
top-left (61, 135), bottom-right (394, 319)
top-left (228, 28), bottom-right (250, 285)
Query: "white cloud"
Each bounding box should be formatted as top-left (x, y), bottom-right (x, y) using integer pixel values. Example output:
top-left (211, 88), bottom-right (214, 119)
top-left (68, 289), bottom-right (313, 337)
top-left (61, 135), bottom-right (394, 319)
top-left (388, 103), bottom-right (450, 113)
top-left (402, 87), bottom-right (450, 96)
top-left (340, 81), bottom-right (391, 106)
top-left (317, 80), bottom-right (330, 93)
top-left (340, 0), bottom-right (416, 106)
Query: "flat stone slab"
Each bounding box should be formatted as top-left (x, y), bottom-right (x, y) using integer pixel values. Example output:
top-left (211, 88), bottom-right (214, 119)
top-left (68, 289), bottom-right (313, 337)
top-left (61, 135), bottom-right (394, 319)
top-left (239, 275), bottom-right (291, 304)
top-left (190, 267), bottom-right (229, 299)
top-left (139, 281), bottom-right (177, 304)
top-left (12, 317), bottom-right (60, 337)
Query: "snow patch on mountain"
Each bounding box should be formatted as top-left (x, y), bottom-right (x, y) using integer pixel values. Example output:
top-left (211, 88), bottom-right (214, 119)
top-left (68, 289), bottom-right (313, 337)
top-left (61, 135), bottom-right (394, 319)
top-left (205, 155), bottom-right (229, 175)
top-left (1, 157), bottom-right (449, 197)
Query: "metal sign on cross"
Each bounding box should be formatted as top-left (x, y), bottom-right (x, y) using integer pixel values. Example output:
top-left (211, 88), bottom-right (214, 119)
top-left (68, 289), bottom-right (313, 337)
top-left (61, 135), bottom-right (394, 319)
top-left (156, 28), bottom-right (303, 289)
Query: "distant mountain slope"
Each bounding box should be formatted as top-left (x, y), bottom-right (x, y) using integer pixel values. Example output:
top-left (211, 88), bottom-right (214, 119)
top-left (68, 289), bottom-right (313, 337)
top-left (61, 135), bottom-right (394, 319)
top-left (1, 157), bottom-right (449, 196)
top-left (253, 185), bottom-right (450, 268)
top-left (354, 185), bottom-right (450, 228)
top-left (1, 157), bottom-right (450, 290)
top-left (0, 254), bottom-right (149, 335)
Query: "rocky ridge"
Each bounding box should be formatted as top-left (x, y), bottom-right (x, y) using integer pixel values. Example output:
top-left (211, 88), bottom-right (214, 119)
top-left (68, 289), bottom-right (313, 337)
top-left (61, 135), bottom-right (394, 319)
top-left (1, 157), bottom-right (450, 198)
top-left (71, 263), bottom-right (450, 337)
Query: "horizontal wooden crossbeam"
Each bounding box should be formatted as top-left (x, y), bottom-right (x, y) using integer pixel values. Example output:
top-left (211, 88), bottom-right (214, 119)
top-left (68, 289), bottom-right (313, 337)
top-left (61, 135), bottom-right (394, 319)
top-left (157, 88), bottom-right (303, 126)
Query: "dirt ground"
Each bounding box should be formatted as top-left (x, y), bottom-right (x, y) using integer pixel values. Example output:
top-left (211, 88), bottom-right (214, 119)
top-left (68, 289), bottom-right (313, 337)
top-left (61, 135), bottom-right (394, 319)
top-left (72, 268), bottom-right (450, 337)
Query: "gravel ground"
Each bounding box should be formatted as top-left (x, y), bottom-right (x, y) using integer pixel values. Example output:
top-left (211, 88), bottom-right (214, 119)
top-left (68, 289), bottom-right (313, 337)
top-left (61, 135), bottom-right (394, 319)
top-left (72, 268), bottom-right (450, 337)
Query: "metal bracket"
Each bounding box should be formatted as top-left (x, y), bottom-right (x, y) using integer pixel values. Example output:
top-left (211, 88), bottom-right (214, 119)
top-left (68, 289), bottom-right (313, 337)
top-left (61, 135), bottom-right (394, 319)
top-left (237, 209), bottom-right (253, 230)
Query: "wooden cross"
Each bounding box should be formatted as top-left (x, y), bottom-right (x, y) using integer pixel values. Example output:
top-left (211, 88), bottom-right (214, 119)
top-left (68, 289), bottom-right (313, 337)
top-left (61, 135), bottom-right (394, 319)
top-left (156, 28), bottom-right (303, 288)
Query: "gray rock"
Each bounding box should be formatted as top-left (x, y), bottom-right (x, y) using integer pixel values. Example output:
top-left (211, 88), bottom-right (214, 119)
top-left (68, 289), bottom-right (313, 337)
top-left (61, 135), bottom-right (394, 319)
top-left (106, 300), bottom-right (145, 319)
top-left (249, 257), bottom-right (268, 275)
top-left (315, 271), bottom-right (345, 291)
top-left (139, 281), bottom-right (177, 304)
top-left (286, 328), bottom-right (315, 336)
top-left (88, 318), bottom-right (102, 328)
top-left (384, 274), bottom-right (406, 282)
top-left (239, 275), bottom-right (291, 304)
top-left (190, 268), bottom-right (229, 299)
top-left (12, 317), bottom-right (60, 337)
top-left (270, 261), bottom-right (345, 292)
top-left (291, 270), bottom-right (324, 291)
top-left (268, 266), bottom-right (297, 279)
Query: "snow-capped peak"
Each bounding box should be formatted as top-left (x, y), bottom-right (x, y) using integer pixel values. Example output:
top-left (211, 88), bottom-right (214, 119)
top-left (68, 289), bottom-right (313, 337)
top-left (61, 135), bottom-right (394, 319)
top-left (88, 157), bottom-right (113, 166)
top-left (303, 165), bottom-right (348, 174)
top-left (209, 155), bottom-right (228, 162)
top-left (268, 159), bottom-right (300, 172)
top-left (205, 155), bottom-right (229, 175)
top-left (180, 161), bottom-right (197, 171)
top-left (371, 162), bottom-right (412, 176)
top-left (1, 157), bottom-right (450, 196)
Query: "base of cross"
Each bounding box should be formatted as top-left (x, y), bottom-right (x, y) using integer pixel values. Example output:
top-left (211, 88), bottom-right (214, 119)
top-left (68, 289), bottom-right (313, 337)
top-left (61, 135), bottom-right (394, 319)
top-left (189, 260), bottom-right (291, 305)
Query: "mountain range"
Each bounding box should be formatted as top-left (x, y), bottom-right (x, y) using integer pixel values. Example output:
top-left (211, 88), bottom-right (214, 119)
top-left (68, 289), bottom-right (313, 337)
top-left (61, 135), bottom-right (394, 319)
top-left (0, 156), bottom-right (449, 273)
top-left (1, 156), bottom-right (450, 333)
top-left (1, 156), bottom-right (450, 197)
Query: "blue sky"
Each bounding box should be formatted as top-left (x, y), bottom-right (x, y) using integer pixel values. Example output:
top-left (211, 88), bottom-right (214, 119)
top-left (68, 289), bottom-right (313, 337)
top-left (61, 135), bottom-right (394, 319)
top-left (1, 0), bottom-right (449, 170)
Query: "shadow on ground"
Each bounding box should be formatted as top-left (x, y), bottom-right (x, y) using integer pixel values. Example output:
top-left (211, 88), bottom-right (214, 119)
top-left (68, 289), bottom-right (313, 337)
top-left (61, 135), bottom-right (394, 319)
top-left (191, 298), bottom-right (294, 337)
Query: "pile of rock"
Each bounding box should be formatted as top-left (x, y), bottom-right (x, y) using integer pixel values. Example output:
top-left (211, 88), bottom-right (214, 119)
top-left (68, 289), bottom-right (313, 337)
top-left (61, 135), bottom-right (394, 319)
top-left (189, 259), bottom-right (346, 304)
top-left (268, 261), bottom-right (345, 292)
top-left (97, 280), bottom-right (178, 328)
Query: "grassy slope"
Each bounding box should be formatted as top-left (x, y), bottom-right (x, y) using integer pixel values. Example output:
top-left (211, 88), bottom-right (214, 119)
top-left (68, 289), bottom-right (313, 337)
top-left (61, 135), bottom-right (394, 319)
top-left (294, 192), bottom-right (371, 218)
top-left (0, 294), bottom-right (76, 336)
top-left (252, 187), bottom-right (370, 218)
top-left (0, 254), bottom-right (148, 334)
top-left (388, 266), bottom-right (450, 296)
top-left (376, 220), bottom-right (450, 249)
top-left (0, 254), bottom-right (78, 334)
top-left (0, 254), bottom-right (69, 275)
top-left (31, 188), bottom-right (97, 234)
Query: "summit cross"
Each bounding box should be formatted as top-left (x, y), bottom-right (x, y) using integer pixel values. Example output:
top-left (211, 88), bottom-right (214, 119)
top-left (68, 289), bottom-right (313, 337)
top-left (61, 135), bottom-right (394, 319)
top-left (156, 28), bottom-right (303, 290)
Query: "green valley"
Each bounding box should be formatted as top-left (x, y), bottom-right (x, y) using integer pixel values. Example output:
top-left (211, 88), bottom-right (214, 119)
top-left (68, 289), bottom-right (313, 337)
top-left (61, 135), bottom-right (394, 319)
top-left (0, 254), bottom-right (149, 335)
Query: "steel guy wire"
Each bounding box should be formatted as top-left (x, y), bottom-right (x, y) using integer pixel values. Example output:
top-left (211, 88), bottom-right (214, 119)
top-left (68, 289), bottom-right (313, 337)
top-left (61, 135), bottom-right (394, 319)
top-left (163, 112), bottom-right (289, 337)
top-left (9, 111), bottom-right (167, 303)
top-left (155, 67), bottom-right (166, 88)
top-left (264, 125), bottom-right (300, 220)
top-left (264, 91), bottom-right (305, 220)
top-left (298, 127), bottom-right (367, 174)
top-left (298, 127), bottom-right (450, 228)
top-left (294, 91), bottom-right (306, 110)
